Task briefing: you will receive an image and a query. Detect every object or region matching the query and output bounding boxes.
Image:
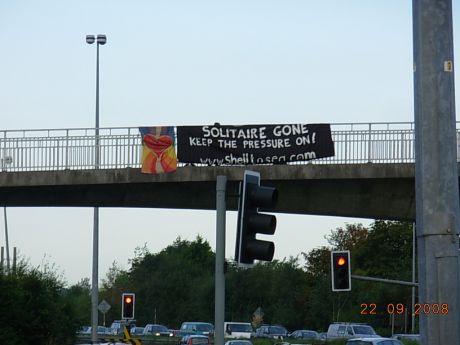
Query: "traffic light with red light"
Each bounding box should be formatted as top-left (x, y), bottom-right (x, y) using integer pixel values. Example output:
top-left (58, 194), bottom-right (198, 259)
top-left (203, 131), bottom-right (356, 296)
top-left (331, 250), bottom-right (351, 291)
top-left (235, 170), bottom-right (278, 267)
top-left (122, 293), bottom-right (135, 319)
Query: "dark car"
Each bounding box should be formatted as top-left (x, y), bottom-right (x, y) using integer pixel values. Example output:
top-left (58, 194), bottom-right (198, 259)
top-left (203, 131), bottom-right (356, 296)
top-left (252, 325), bottom-right (288, 339)
top-left (289, 330), bottom-right (320, 340)
top-left (143, 323), bottom-right (173, 336)
top-left (179, 322), bottom-right (214, 336)
top-left (179, 335), bottom-right (211, 345)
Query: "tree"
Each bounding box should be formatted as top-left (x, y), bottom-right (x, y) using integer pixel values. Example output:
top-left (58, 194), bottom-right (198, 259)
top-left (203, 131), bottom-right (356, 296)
top-left (226, 257), bottom-right (309, 331)
top-left (65, 278), bottom-right (91, 326)
top-left (301, 220), bottom-right (415, 333)
top-left (0, 262), bottom-right (78, 345)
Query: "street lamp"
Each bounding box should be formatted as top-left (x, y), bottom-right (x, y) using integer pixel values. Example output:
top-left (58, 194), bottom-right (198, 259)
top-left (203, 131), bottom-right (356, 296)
top-left (86, 34), bottom-right (106, 137)
top-left (86, 33), bottom-right (106, 344)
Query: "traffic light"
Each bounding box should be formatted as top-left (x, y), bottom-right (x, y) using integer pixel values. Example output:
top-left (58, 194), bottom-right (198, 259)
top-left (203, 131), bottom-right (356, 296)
top-left (331, 250), bottom-right (351, 291)
top-left (235, 170), bottom-right (278, 266)
top-left (122, 293), bottom-right (135, 319)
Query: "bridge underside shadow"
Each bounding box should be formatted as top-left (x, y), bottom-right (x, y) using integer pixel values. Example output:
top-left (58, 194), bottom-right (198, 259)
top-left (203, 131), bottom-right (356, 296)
top-left (0, 163), bottom-right (418, 221)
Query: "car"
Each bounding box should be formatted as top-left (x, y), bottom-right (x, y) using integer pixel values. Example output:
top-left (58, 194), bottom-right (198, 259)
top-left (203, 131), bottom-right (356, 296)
top-left (224, 322), bottom-right (253, 338)
top-left (130, 326), bottom-right (145, 335)
top-left (110, 320), bottom-right (132, 335)
top-left (327, 323), bottom-right (379, 339)
top-left (252, 325), bottom-right (288, 339)
top-left (345, 337), bottom-right (403, 345)
top-left (391, 334), bottom-right (420, 342)
top-left (76, 326), bottom-right (90, 335)
top-left (289, 329), bottom-right (320, 340)
top-left (143, 323), bottom-right (174, 336)
top-left (179, 334), bottom-right (211, 345)
top-left (224, 340), bottom-right (253, 345)
top-left (82, 325), bottom-right (111, 335)
top-left (179, 322), bottom-right (214, 336)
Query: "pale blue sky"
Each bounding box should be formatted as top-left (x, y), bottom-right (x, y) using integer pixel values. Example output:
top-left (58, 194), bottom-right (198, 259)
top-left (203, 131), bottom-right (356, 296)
top-left (0, 1), bottom-right (458, 285)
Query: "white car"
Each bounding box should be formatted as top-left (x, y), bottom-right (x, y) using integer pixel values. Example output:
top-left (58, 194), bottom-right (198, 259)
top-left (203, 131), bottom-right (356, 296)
top-left (224, 322), bottom-right (253, 338)
top-left (345, 337), bottom-right (404, 345)
top-left (327, 323), bottom-right (379, 339)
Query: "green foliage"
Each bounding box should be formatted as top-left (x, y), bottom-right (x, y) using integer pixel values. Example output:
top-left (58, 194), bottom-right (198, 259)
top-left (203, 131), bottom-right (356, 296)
top-left (0, 220), bottom-right (416, 343)
top-left (226, 257), bottom-right (309, 330)
top-left (65, 278), bottom-right (91, 326)
top-left (401, 340), bottom-right (419, 345)
top-left (303, 220), bottom-right (415, 333)
top-left (98, 220), bottom-right (415, 336)
top-left (102, 236), bottom-right (216, 328)
top-left (0, 263), bottom-right (78, 345)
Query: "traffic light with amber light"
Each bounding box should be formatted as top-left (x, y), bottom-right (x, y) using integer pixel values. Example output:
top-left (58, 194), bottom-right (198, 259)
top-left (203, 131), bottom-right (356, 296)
top-left (122, 293), bottom-right (135, 319)
top-left (235, 170), bottom-right (278, 267)
top-left (331, 250), bottom-right (351, 291)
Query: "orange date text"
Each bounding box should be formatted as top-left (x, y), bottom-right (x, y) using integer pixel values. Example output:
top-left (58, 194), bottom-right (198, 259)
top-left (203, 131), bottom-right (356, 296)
top-left (360, 303), bottom-right (449, 315)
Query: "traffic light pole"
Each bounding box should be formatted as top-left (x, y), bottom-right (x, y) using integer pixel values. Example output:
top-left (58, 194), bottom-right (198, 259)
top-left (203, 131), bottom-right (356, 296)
top-left (214, 176), bottom-right (226, 345)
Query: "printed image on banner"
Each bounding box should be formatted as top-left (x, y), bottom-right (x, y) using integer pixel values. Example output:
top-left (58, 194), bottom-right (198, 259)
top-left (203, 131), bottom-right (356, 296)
top-left (177, 123), bottom-right (334, 165)
top-left (139, 126), bottom-right (177, 174)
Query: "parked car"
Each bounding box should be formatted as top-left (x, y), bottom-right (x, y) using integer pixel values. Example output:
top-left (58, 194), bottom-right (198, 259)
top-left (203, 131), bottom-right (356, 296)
top-left (82, 325), bottom-right (111, 335)
top-left (225, 340), bottom-right (253, 345)
top-left (392, 334), bottom-right (420, 342)
top-left (143, 323), bottom-right (174, 336)
top-left (110, 320), bottom-right (133, 335)
top-left (327, 323), bottom-right (378, 339)
top-left (179, 322), bottom-right (214, 336)
top-left (76, 326), bottom-right (90, 335)
top-left (345, 337), bottom-right (403, 345)
top-left (130, 326), bottom-right (145, 335)
top-left (179, 335), bottom-right (211, 345)
top-left (224, 322), bottom-right (253, 338)
top-left (252, 325), bottom-right (288, 339)
top-left (289, 329), bottom-right (320, 340)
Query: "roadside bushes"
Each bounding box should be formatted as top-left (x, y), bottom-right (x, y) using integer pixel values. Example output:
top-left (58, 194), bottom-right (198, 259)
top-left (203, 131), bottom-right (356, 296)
top-left (0, 264), bottom-right (78, 345)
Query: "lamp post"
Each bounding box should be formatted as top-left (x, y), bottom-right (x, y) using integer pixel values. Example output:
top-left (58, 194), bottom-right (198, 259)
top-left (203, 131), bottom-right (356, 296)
top-left (86, 33), bottom-right (106, 344)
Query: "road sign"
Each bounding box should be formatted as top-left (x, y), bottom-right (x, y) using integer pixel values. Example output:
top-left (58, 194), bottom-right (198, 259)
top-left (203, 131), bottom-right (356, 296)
top-left (98, 299), bottom-right (111, 314)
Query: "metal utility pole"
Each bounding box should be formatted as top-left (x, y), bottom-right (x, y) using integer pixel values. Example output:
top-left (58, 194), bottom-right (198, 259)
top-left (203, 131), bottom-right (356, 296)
top-left (413, 1), bottom-right (460, 344)
top-left (411, 223), bottom-right (416, 334)
top-left (3, 207), bottom-right (9, 273)
top-left (86, 33), bottom-right (107, 344)
top-left (214, 176), bottom-right (227, 345)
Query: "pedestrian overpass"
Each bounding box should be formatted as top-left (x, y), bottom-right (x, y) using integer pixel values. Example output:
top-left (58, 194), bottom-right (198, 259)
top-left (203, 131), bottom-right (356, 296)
top-left (0, 122), bottom-right (448, 221)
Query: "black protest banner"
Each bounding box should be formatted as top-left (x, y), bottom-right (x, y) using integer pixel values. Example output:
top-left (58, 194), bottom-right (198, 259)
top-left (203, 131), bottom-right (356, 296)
top-left (176, 123), bottom-right (334, 165)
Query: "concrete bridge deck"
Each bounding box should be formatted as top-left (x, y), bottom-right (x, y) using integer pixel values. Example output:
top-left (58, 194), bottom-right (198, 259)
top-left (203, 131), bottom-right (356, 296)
top-left (0, 163), bottom-right (416, 221)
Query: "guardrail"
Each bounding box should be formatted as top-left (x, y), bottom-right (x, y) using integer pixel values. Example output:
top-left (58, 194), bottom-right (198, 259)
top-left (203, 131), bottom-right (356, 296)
top-left (0, 122), bottom-right (429, 172)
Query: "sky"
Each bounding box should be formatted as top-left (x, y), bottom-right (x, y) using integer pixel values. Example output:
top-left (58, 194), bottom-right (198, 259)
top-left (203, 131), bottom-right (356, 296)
top-left (0, 0), bottom-right (459, 286)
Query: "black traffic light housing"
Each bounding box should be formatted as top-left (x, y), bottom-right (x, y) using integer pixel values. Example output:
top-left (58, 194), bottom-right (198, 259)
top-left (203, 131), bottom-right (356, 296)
top-left (331, 250), bottom-right (351, 291)
top-left (235, 170), bottom-right (278, 267)
top-left (122, 292), bottom-right (135, 319)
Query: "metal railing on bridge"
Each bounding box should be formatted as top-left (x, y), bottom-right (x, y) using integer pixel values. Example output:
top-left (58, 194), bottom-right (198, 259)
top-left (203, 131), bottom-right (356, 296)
top-left (0, 122), bottom-right (424, 172)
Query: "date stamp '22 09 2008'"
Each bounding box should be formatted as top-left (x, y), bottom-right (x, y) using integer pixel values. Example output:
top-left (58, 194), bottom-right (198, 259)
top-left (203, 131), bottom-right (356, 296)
top-left (360, 303), bottom-right (449, 315)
